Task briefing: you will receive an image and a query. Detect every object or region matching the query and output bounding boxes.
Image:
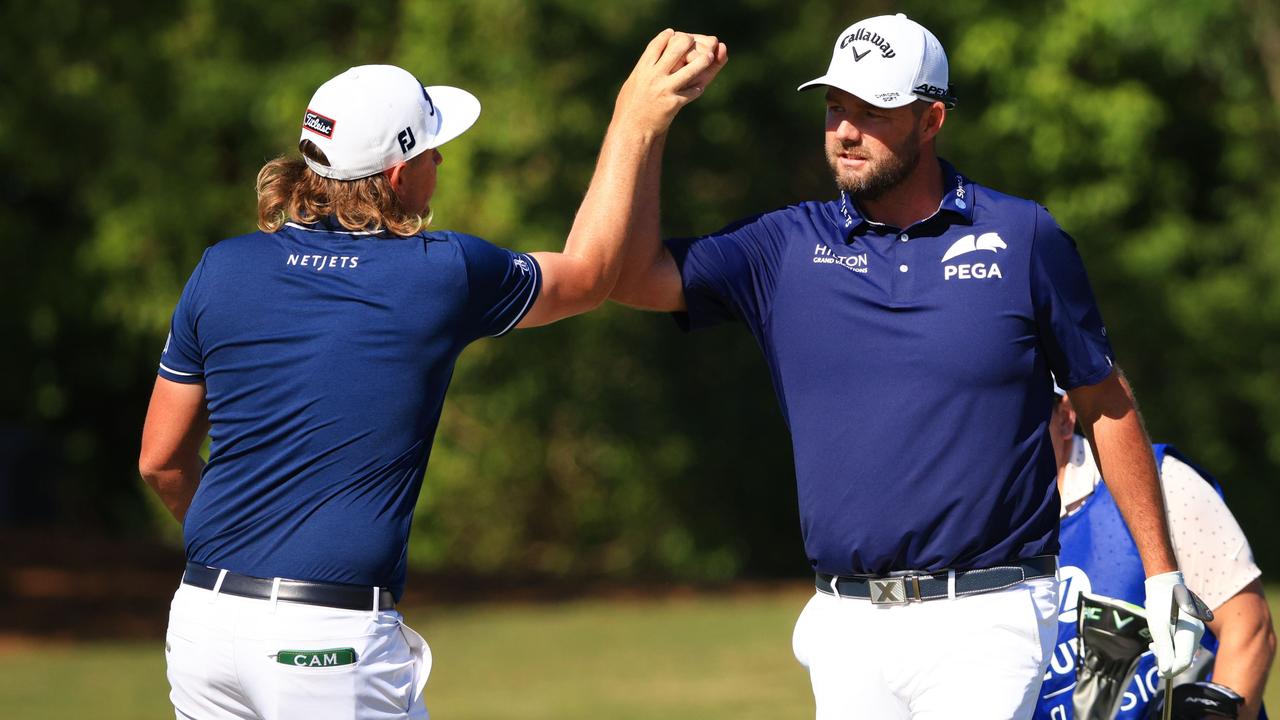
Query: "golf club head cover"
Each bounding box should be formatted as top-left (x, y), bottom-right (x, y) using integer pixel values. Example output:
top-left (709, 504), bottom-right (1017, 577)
top-left (1073, 592), bottom-right (1152, 720)
top-left (1146, 681), bottom-right (1243, 719)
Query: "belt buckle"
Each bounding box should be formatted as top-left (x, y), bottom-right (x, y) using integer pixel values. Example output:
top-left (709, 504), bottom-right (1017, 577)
top-left (869, 576), bottom-right (909, 605)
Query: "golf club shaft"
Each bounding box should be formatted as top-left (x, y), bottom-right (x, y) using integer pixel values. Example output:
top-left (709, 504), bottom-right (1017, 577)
top-left (1162, 597), bottom-right (1180, 720)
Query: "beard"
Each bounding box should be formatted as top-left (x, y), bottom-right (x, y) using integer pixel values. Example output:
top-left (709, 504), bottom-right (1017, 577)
top-left (827, 130), bottom-right (921, 201)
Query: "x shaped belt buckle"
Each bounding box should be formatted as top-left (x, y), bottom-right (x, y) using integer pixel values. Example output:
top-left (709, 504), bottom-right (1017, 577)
top-left (870, 577), bottom-right (908, 605)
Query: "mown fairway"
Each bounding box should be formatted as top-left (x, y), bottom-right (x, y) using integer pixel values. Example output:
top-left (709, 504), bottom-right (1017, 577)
top-left (2, 586), bottom-right (1277, 718)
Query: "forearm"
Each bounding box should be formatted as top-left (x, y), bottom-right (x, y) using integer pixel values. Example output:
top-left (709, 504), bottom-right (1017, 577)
top-left (609, 130), bottom-right (669, 306)
top-left (1076, 374), bottom-right (1177, 575)
top-left (1207, 582), bottom-right (1277, 720)
top-left (142, 456), bottom-right (204, 523)
top-left (556, 120), bottom-right (665, 309)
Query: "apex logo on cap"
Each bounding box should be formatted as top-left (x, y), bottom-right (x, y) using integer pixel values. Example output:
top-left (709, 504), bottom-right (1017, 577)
top-left (914, 82), bottom-right (949, 99)
top-left (303, 110), bottom-right (336, 139)
top-left (839, 27), bottom-right (896, 59)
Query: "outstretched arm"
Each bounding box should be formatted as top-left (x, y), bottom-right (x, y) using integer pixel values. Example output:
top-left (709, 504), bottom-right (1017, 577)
top-left (517, 30), bottom-right (726, 327)
top-left (608, 36), bottom-right (727, 313)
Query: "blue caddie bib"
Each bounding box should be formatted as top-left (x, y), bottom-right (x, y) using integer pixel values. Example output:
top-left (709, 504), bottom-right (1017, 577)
top-left (1033, 444), bottom-right (1266, 720)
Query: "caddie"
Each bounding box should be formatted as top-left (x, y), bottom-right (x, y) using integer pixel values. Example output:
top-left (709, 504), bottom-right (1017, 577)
top-left (1037, 387), bottom-right (1274, 720)
top-left (137, 32), bottom-right (727, 720)
top-left (610, 13), bottom-right (1204, 719)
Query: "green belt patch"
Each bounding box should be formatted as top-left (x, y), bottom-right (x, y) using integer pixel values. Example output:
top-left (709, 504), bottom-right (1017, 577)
top-left (275, 648), bottom-right (357, 668)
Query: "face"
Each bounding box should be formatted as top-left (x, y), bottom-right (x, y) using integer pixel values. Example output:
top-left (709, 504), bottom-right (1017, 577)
top-left (389, 148), bottom-right (443, 216)
top-left (824, 87), bottom-right (925, 201)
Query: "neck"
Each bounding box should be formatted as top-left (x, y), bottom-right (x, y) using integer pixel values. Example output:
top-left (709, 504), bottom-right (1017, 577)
top-left (859, 153), bottom-right (944, 229)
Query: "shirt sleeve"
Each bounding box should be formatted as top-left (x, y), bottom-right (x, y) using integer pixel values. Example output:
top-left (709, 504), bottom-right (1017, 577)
top-left (455, 232), bottom-right (541, 340)
top-left (1161, 455), bottom-right (1263, 611)
top-left (1029, 205), bottom-right (1116, 389)
top-left (157, 252), bottom-right (209, 384)
top-left (664, 211), bottom-right (786, 333)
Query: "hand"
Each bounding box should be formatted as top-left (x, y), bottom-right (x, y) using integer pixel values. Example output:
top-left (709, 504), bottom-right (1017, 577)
top-left (613, 29), bottom-right (728, 135)
top-left (1144, 571), bottom-right (1208, 677)
top-left (680, 33), bottom-right (729, 95)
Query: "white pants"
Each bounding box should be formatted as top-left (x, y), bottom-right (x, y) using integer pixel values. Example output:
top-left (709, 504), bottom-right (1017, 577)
top-left (166, 582), bottom-right (431, 720)
top-left (793, 577), bottom-right (1058, 720)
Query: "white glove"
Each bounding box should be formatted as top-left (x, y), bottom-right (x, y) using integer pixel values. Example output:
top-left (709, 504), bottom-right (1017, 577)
top-left (1143, 571), bottom-right (1206, 677)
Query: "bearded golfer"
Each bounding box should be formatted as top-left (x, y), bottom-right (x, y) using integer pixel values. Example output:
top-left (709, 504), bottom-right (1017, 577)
top-left (610, 14), bottom-right (1203, 719)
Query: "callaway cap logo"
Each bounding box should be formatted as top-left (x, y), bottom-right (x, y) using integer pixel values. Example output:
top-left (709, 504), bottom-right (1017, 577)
top-left (302, 110), bottom-right (336, 139)
top-left (839, 27), bottom-right (896, 59)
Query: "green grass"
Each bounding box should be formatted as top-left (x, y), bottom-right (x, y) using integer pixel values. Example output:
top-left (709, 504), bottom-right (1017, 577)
top-left (417, 590), bottom-right (813, 720)
top-left (1, 586), bottom-right (1276, 718)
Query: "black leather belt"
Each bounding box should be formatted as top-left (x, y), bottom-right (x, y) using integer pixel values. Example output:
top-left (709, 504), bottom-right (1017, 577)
top-left (815, 555), bottom-right (1057, 604)
top-left (182, 562), bottom-right (395, 612)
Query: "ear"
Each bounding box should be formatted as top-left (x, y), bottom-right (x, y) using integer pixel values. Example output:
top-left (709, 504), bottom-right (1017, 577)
top-left (383, 163), bottom-right (406, 194)
top-left (919, 101), bottom-right (946, 143)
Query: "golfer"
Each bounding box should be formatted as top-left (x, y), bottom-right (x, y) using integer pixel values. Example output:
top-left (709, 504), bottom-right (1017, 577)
top-left (138, 31), bottom-right (726, 720)
top-left (609, 14), bottom-right (1202, 719)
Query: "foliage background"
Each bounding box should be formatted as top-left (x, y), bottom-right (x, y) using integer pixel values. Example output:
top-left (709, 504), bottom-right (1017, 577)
top-left (2, 0), bottom-right (1277, 581)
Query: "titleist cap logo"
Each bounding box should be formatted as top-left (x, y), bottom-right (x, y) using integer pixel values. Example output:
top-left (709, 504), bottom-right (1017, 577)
top-left (302, 109), bottom-right (336, 138)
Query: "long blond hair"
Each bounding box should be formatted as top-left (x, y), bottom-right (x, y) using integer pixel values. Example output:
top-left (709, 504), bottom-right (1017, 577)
top-left (255, 140), bottom-right (425, 236)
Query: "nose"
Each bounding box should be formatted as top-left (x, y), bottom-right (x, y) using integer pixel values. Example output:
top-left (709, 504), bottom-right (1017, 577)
top-left (834, 118), bottom-right (860, 143)
top-left (433, 148), bottom-right (443, 166)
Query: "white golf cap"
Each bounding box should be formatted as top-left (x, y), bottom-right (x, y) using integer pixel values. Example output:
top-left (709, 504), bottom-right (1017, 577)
top-left (798, 13), bottom-right (955, 109)
top-left (299, 64), bottom-right (481, 180)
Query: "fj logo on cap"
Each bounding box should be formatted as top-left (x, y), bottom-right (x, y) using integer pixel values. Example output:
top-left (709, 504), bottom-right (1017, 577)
top-left (839, 27), bottom-right (896, 59)
top-left (398, 126), bottom-right (416, 154)
top-left (303, 110), bottom-right (336, 139)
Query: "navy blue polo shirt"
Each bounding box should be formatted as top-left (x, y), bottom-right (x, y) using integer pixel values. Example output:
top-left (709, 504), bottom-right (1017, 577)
top-left (158, 216), bottom-right (540, 599)
top-left (667, 160), bottom-right (1114, 576)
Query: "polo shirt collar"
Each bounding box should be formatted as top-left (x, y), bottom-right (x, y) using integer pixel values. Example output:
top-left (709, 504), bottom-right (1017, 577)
top-left (284, 214), bottom-right (391, 237)
top-left (832, 158), bottom-right (976, 237)
top-left (937, 159), bottom-right (975, 224)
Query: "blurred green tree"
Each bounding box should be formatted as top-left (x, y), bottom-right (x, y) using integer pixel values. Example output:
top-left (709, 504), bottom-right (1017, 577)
top-left (2, 0), bottom-right (1275, 579)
